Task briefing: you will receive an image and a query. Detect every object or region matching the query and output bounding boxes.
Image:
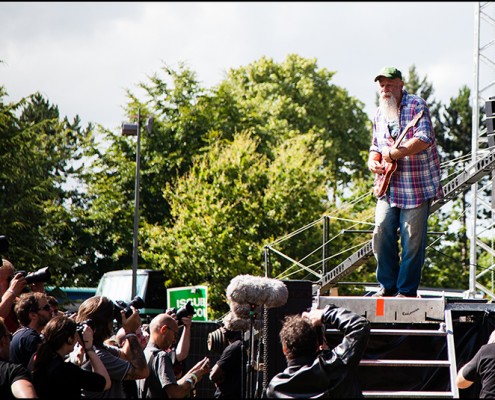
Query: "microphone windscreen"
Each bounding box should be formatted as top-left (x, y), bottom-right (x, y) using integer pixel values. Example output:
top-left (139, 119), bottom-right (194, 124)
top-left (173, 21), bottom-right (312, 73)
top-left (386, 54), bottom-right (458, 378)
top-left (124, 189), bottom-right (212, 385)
top-left (226, 274), bottom-right (288, 308)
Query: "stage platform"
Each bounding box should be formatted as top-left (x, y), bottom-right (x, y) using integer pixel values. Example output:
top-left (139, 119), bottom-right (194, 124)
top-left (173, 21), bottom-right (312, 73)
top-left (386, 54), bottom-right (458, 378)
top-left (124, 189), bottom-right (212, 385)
top-left (263, 281), bottom-right (495, 398)
top-left (313, 295), bottom-right (495, 398)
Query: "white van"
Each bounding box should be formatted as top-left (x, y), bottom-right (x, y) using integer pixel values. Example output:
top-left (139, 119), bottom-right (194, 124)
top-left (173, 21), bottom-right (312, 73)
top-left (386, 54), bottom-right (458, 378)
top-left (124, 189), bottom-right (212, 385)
top-left (95, 269), bottom-right (168, 322)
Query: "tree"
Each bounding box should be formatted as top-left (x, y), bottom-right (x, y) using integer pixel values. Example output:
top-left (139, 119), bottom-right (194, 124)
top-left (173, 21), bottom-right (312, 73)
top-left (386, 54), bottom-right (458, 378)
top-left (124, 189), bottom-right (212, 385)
top-left (77, 55), bottom-right (371, 316)
top-left (141, 131), bottom-right (328, 318)
top-left (76, 64), bottom-right (214, 283)
top-left (214, 54), bottom-right (371, 202)
top-left (0, 89), bottom-right (89, 286)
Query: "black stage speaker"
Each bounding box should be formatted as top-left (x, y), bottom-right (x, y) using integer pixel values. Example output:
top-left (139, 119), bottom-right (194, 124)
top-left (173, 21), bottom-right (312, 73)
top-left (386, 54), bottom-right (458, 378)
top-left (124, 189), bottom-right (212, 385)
top-left (262, 280), bottom-right (313, 392)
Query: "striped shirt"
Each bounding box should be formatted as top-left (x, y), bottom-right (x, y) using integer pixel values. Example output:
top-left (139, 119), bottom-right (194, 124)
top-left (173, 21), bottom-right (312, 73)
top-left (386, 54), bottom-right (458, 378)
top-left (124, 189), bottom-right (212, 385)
top-left (370, 90), bottom-right (443, 209)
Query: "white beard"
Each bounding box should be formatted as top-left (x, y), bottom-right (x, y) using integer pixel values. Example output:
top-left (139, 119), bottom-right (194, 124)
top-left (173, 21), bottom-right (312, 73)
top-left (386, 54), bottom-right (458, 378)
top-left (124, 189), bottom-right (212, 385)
top-left (380, 94), bottom-right (399, 122)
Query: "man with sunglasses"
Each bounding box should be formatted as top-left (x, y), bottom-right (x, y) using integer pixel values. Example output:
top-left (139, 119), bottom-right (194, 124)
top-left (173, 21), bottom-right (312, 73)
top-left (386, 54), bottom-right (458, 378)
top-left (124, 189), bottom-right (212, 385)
top-left (9, 292), bottom-right (53, 368)
top-left (137, 313), bottom-right (210, 398)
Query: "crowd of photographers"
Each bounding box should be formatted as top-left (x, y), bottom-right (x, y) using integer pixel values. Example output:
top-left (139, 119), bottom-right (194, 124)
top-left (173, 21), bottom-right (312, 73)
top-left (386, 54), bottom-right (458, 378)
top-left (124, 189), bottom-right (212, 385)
top-left (0, 254), bottom-right (381, 399)
top-left (0, 258), bottom-right (217, 399)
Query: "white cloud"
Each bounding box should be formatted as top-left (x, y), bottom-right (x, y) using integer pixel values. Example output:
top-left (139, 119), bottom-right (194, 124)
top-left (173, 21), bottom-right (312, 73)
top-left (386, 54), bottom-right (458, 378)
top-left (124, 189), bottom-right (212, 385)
top-left (0, 1), bottom-right (482, 130)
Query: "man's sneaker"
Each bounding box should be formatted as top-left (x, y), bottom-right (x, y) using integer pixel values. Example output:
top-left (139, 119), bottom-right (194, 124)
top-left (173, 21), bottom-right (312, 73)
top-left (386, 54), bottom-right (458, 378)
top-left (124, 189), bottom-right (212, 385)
top-left (395, 293), bottom-right (421, 298)
top-left (372, 287), bottom-right (397, 297)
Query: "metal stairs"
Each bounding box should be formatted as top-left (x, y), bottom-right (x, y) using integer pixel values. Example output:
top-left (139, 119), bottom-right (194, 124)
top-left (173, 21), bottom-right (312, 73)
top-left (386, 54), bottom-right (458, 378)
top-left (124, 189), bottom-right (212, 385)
top-left (318, 149), bottom-right (495, 293)
top-left (316, 296), bottom-right (459, 398)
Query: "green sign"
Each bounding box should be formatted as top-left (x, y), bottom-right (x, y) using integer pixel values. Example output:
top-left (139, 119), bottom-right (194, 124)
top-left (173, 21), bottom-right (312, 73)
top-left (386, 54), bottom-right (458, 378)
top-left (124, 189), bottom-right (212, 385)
top-left (167, 286), bottom-right (208, 322)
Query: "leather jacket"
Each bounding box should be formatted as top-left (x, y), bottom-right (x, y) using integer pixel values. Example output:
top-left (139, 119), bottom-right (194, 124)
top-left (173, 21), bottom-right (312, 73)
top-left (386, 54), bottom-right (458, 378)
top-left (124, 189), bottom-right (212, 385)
top-left (266, 304), bottom-right (370, 398)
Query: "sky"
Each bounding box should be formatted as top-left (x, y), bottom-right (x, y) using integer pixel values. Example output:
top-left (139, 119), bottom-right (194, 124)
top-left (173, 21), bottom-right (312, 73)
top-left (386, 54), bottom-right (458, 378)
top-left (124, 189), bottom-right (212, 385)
top-left (0, 2), bottom-right (489, 132)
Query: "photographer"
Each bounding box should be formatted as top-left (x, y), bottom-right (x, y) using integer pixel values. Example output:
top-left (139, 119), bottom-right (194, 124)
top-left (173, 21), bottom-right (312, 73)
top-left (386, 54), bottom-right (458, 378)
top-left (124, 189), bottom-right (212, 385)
top-left (165, 304), bottom-right (194, 379)
top-left (136, 313), bottom-right (210, 398)
top-left (10, 292), bottom-right (53, 368)
top-left (31, 314), bottom-right (111, 398)
top-left (76, 295), bottom-right (149, 398)
top-left (266, 304), bottom-right (370, 398)
top-left (0, 259), bottom-right (50, 333)
top-left (0, 316), bottom-right (38, 399)
top-left (0, 259), bottom-right (27, 332)
top-left (209, 327), bottom-right (245, 398)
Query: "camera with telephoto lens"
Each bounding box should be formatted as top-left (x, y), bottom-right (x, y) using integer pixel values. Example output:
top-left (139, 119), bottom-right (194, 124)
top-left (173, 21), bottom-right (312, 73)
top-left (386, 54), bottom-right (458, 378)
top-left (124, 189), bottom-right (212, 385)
top-left (76, 319), bottom-right (95, 336)
top-left (113, 296), bottom-right (145, 324)
top-left (175, 300), bottom-right (196, 327)
top-left (17, 267), bottom-right (51, 285)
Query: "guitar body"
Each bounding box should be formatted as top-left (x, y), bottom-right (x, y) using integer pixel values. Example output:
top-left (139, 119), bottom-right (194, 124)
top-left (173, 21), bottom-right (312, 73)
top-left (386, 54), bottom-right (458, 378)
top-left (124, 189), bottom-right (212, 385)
top-left (373, 159), bottom-right (397, 197)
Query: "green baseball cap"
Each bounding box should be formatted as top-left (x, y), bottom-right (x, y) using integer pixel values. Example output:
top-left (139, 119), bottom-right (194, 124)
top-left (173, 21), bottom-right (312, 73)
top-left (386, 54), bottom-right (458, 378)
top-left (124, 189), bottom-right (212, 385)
top-left (374, 66), bottom-right (403, 82)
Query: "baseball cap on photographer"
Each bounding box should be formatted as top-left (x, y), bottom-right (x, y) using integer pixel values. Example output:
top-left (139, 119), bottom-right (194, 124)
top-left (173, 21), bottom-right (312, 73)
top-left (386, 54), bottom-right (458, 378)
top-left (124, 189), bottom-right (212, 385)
top-left (374, 66), bottom-right (403, 82)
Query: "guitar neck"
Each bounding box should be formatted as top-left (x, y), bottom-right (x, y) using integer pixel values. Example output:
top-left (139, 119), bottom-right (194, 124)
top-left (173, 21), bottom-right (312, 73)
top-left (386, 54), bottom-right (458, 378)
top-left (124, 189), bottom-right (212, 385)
top-left (392, 109), bottom-right (424, 149)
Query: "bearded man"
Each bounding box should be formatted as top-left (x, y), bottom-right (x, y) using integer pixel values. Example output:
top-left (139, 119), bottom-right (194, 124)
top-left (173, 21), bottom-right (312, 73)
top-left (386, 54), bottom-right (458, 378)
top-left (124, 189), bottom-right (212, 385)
top-left (9, 292), bottom-right (53, 368)
top-left (367, 66), bottom-right (443, 298)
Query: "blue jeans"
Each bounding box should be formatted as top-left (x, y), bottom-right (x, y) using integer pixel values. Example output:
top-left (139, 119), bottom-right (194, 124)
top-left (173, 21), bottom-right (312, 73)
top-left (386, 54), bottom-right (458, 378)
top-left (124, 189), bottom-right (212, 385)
top-left (372, 198), bottom-right (431, 296)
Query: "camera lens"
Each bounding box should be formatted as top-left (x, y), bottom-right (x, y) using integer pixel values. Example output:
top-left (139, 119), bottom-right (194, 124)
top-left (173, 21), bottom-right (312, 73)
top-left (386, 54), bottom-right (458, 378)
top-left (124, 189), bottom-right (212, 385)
top-left (113, 296), bottom-right (144, 324)
top-left (207, 328), bottom-right (228, 354)
top-left (25, 267), bottom-right (51, 285)
top-left (176, 300), bottom-right (196, 326)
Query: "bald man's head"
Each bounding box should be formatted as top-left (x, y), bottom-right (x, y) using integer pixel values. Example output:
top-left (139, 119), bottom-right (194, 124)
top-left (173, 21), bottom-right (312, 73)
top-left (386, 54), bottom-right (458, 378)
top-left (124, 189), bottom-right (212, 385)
top-left (149, 313), bottom-right (179, 350)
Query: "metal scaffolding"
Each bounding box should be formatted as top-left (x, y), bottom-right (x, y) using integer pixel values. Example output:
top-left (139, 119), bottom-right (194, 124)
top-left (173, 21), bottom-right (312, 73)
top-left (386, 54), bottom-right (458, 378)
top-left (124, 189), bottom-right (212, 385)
top-left (264, 2), bottom-right (495, 300)
top-left (470, 2), bottom-right (495, 299)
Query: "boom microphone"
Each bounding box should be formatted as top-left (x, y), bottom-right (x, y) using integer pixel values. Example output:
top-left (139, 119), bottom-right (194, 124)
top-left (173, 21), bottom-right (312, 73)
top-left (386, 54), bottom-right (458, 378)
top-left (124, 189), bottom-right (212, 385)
top-left (226, 274), bottom-right (288, 308)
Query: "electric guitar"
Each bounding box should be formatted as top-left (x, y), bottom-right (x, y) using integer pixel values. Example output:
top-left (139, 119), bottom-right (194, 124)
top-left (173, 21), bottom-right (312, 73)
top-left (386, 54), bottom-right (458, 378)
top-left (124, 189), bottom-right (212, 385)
top-left (373, 109), bottom-right (424, 198)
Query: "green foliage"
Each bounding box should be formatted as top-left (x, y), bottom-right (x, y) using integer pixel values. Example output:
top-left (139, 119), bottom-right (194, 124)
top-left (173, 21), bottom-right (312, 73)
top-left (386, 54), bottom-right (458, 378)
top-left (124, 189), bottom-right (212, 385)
top-left (216, 54), bottom-right (371, 201)
top-left (141, 131), bottom-right (328, 318)
top-left (74, 54), bottom-right (372, 316)
top-left (0, 90), bottom-right (89, 285)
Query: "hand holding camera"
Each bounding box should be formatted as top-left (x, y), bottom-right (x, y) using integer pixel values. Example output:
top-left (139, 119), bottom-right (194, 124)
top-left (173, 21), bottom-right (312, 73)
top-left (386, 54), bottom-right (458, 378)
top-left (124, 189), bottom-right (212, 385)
top-left (76, 319), bottom-right (95, 349)
top-left (8, 272), bottom-right (27, 296)
top-left (113, 296), bottom-right (144, 325)
top-left (302, 308), bottom-right (325, 327)
top-left (122, 306), bottom-right (142, 334)
top-left (12, 267), bottom-right (51, 294)
top-left (168, 300), bottom-right (196, 327)
top-left (179, 316), bottom-right (192, 329)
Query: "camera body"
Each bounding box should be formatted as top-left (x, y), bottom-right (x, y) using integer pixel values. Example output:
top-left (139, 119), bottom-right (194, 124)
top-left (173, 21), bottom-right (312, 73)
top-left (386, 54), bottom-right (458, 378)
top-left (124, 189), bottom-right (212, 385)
top-left (17, 267), bottom-right (51, 285)
top-left (76, 319), bottom-right (95, 336)
top-left (175, 300), bottom-right (196, 326)
top-left (113, 295), bottom-right (145, 324)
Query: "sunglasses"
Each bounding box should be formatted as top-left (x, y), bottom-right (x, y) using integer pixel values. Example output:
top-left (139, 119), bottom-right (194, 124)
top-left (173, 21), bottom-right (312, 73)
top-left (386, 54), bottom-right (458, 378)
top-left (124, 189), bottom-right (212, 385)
top-left (33, 303), bottom-right (51, 313)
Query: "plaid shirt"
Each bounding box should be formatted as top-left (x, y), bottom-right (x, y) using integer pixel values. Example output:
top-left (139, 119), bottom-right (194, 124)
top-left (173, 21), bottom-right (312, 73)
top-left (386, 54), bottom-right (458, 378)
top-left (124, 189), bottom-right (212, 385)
top-left (370, 90), bottom-right (443, 209)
